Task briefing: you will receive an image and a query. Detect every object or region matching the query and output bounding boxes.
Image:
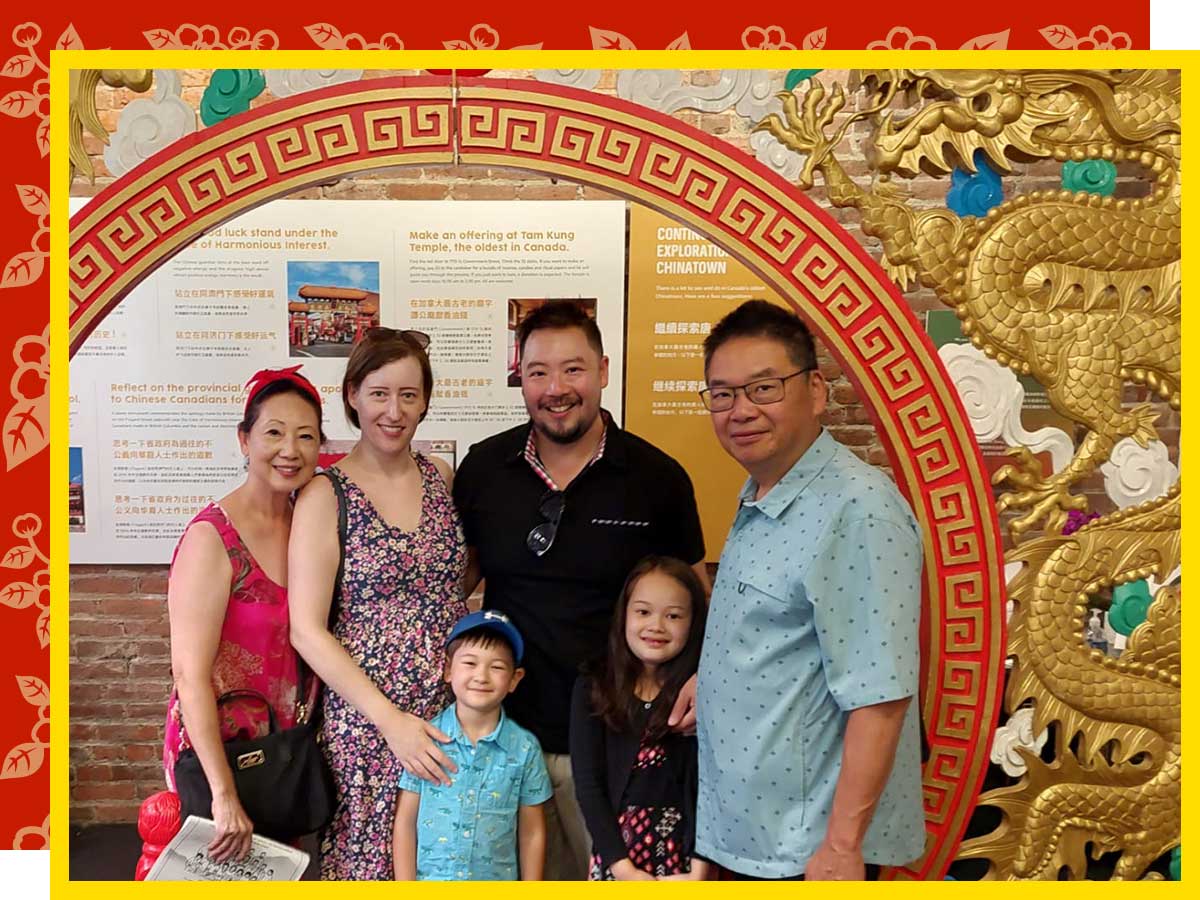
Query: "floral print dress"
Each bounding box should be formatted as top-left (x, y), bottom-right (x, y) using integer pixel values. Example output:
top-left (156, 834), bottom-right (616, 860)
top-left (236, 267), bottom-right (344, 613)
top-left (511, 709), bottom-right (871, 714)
top-left (319, 455), bottom-right (467, 881)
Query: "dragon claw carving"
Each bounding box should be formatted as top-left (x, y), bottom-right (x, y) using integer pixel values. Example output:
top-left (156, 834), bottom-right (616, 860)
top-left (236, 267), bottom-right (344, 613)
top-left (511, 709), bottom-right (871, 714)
top-left (992, 447), bottom-right (1089, 536)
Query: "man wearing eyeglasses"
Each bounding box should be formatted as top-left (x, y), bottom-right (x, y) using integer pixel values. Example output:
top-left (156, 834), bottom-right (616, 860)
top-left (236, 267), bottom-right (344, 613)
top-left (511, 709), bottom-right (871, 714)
top-left (694, 300), bottom-right (924, 882)
top-left (452, 301), bottom-right (707, 880)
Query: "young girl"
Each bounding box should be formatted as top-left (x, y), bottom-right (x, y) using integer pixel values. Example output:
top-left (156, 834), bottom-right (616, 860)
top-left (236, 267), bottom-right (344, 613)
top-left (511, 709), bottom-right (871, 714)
top-left (570, 555), bottom-right (710, 881)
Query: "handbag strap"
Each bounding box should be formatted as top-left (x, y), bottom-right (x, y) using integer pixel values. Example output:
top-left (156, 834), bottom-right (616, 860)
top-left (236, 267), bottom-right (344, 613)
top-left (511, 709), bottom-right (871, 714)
top-left (295, 468), bottom-right (348, 726)
top-left (213, 689), bottom-right (280, 734)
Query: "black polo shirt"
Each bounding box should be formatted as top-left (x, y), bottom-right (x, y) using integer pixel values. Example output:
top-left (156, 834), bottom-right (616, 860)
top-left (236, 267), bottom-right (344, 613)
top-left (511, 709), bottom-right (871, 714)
top-left (452, 417), bottom-right (705, 753)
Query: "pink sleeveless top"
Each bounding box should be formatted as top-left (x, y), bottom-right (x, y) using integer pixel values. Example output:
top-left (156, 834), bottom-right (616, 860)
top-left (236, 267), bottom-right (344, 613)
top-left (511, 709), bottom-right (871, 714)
top-left (162, 503), bottom-right (301, 789)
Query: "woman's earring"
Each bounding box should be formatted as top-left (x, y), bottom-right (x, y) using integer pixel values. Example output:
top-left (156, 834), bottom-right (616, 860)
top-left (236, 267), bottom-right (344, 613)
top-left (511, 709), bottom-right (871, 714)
top-left (242, 455), bottom-right (250, 471)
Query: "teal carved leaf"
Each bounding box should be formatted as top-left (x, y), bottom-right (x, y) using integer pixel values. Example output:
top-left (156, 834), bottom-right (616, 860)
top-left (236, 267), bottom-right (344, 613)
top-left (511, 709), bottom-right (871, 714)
top-left (200, 69), bottom-right (267, 127)
top-left (785, 69), bottom-right (822, 91)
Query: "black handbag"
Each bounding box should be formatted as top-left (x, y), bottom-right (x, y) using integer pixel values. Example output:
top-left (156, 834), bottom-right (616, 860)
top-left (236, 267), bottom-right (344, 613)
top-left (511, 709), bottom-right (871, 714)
top-left (173, 689), bottom-right (336, 842)
top-left (172, 470), bottom-right (349, 842)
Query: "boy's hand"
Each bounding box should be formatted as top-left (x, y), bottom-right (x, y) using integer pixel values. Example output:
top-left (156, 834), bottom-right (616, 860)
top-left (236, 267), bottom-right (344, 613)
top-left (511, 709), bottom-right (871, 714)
top-left (382, 710), bottom-right (457, 785)
top-left (667, 673), bottom-right (698, 734)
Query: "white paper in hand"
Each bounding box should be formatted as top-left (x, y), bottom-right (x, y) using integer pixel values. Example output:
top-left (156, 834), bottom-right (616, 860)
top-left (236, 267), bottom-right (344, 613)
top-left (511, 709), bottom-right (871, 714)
top-left (144, 816), bottom-right (309, 881)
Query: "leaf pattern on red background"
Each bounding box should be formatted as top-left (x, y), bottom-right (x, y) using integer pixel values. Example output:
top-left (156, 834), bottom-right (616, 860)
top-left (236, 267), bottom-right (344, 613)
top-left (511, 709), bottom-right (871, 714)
top-left (15, 676), bottom-right (46, 706)
top-left (0, 583), bottom-right (35, 610)
top-left (2, 399), bottom-right (48, 471)
top-left (4, 328), bottom-right (48, 471)
top-left (55, 24), bottom-right (83, 50)
top-left (866, 25), bottom-right (937, 49)
top-left (0, 743), bottom-right (43, 780)
top-left (442, 23), bottom-right (541, 51)
top-left (305, 22), bottom-right (347, 48)
top-left (1, 56), bottom-right (35, 79)
top-left (1039, 24), bottom-right (1078, 48)
top-left (665, 32), bottom-right (691, 50)
top-left (35, 608), bottom-right (48, 649)
top-left (0, 509), bottom-right (49, 792)
top-left (1, 546), bottom-right (33, 569)
top-left (13, 815), bottom-right (48, 850)
top-left (15, 186), bottom-right (47, 216)
top-left (589, 26), bottom-right (637, 49)
top-left (0, 0), bottom-right (53, 788)
top-left (960, 28), bottom-right (1011, 49)
top-left (803, 27), bottom-right (828, 50)
top-left (1, 253), bottom-right (43, 289)
top-left (741, 25), bottom-right (797, 50)
top-left (305, 23), bottom-right (402, 50)
top-left (144, 23), bottom-right (278, 49)
top-left (0, 91), bottom-right (37, 119)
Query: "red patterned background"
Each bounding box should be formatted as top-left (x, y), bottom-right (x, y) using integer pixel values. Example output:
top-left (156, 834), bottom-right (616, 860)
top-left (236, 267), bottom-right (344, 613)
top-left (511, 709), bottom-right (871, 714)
top-left (0, 0), bottom-right (1149, 853)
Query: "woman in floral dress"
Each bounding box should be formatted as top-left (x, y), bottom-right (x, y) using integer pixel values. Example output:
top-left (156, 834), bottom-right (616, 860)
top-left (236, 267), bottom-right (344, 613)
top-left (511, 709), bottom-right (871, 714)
top-left (288, 329), bottom-right (467, 880)
top-left (164, 367), bottom-right (324, 863)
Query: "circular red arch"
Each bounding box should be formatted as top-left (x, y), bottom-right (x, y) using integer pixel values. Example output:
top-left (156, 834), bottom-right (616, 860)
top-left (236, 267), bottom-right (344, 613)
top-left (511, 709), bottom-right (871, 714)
top-left (68, 74), bottom-right (1005, 879)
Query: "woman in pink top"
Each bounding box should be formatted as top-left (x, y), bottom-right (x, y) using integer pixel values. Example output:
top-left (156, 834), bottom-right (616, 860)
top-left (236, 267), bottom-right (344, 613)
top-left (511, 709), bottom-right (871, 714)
top-left (162, 366), bottom-right (323, 863)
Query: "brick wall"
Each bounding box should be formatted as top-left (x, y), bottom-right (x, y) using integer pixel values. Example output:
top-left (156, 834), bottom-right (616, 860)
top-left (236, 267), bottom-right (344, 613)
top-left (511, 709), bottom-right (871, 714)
top-left (70, 68), bottom-right (1181, 823)
top-left (69, 567), bottom-right (171, 821)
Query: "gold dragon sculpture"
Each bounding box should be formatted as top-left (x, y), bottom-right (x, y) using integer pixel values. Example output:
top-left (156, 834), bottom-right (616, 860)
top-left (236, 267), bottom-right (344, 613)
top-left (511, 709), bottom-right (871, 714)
top-left (757, 69), bottom-right (1180, 880)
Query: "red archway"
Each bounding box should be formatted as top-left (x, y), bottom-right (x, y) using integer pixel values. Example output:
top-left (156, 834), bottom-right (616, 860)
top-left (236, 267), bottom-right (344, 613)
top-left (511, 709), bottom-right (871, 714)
top-left (68, 74), bottom-right (1005, 879)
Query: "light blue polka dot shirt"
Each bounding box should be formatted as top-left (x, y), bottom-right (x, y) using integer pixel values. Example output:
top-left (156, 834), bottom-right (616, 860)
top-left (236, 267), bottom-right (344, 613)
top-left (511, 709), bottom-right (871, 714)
top-left (696, 429), bottom-right (926, 877)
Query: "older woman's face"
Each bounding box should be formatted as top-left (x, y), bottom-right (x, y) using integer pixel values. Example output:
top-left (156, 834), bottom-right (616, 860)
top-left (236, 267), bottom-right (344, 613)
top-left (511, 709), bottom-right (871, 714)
top-left (238, 391), bottom-right (321, 492)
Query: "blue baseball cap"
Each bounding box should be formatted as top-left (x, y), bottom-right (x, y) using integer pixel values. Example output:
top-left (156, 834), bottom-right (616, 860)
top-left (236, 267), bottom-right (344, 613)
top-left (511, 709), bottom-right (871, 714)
top-left (446, 610), bottom-right (524, 664)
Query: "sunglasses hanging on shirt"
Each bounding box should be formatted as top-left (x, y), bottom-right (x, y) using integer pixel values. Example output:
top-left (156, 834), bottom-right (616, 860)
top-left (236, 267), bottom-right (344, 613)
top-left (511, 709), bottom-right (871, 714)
top-left (526, 489), bottom-right (565, 557)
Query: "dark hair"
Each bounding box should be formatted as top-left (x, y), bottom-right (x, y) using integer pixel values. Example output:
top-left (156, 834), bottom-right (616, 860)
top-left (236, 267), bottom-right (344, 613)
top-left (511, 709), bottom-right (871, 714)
top-left (516, 301), bottom-right (604, 360)
top-left (239, 380), bottom-right (326, 442)
top-left (702, 300), bottom-right (817, 376)
top-left (342, 328), bottom-right (434, 429)
top-left (447, 630), bottom-right (517, 667)
top-left (589, 556), bottom-right (707, 741)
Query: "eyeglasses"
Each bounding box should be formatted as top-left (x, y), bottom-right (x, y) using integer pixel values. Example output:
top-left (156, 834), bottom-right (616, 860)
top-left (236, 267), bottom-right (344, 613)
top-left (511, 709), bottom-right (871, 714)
top-left (366, 327), bottom-right (431, 350)
top-left (526, 489), bottom-right (565, 557)
top-left (698, 367), bottom-right (817, 412)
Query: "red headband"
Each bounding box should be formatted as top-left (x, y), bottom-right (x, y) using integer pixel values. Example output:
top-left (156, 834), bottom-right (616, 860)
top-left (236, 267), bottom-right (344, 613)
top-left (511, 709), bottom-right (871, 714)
top-left (243, 365), bottom-right (323, 420)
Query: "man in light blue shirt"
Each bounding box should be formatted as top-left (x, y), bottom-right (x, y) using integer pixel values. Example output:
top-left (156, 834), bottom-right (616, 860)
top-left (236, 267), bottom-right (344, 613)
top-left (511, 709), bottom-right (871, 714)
top-left (394, 611), bottom-right (553, 880)
top-left (694, 301), bottom-right (925, 880)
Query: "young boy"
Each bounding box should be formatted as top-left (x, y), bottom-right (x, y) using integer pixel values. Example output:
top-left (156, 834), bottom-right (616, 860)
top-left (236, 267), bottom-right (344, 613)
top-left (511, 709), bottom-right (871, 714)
top-left (393, 610), bottom-right (553, 880)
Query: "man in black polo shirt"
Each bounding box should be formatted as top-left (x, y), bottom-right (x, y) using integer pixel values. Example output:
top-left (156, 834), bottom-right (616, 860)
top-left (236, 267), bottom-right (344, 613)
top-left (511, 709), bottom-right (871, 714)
top-left (453, 301), bottom-right (706, 880)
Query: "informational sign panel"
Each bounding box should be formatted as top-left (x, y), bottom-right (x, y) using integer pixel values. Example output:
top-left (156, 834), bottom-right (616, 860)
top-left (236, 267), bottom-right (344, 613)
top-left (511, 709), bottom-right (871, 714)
top-left (624, 205), bottom-right (792, 560)
top-left (69, 199), bottom-right (626, 563)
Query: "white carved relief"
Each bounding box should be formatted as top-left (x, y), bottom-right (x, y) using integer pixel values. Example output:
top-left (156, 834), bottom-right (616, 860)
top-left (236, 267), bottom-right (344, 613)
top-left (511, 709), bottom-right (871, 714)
top-left (264, 70), bottom-right (364, 98)
top-left (103, 70), bottom-right (196, 177)
top-left (1100, 438), bottom-right (1178, 508)
top-left (616, 70), bottom-right (758, 115)
top-left (990, 707), bottom-right (1049, 777)
top-left (938, 343), bottom-right (1073, 474)
top-left (749, 129), bottom-right (804, 180)
top-left (533, 70), bottom-right (602, 90)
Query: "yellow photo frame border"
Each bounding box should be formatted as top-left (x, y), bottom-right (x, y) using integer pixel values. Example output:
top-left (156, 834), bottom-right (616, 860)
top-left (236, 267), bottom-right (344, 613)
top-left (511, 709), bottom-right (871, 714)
top-left (51, 48), bottom-right (1193, 894)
